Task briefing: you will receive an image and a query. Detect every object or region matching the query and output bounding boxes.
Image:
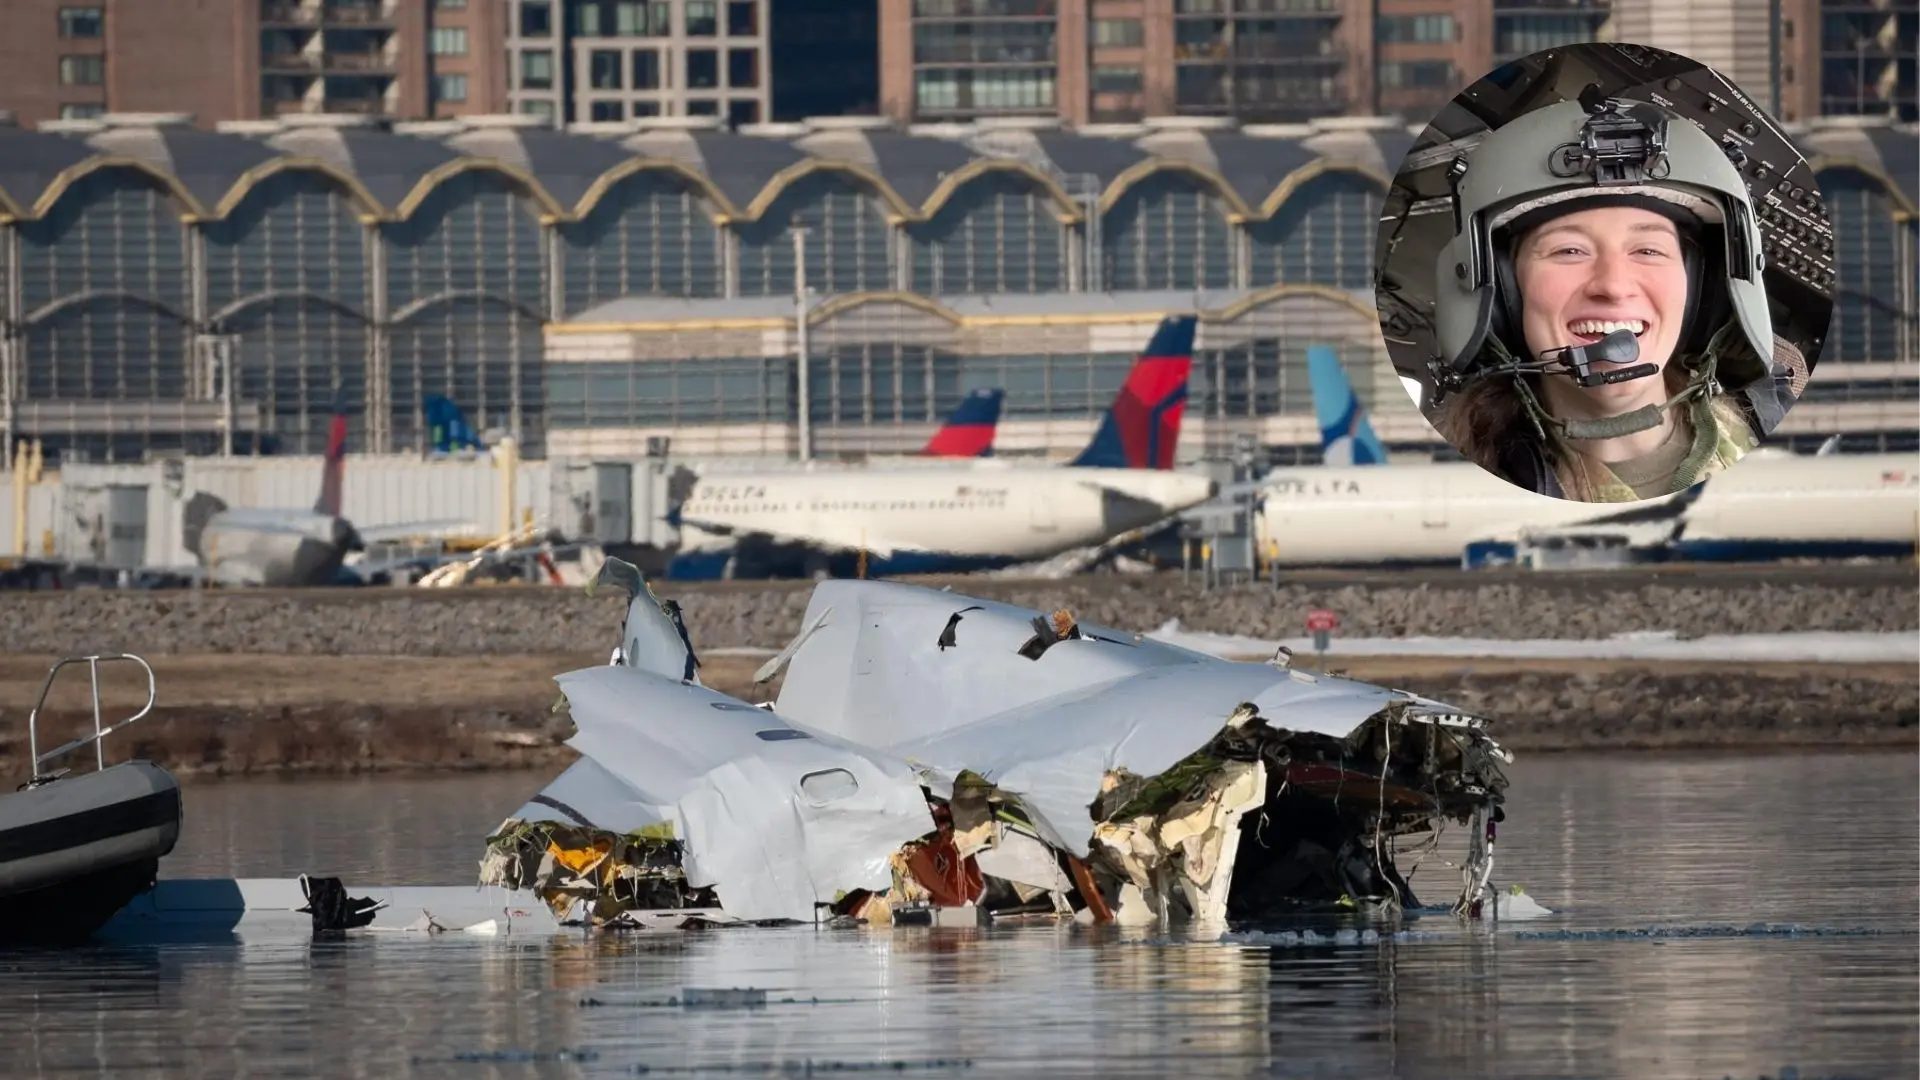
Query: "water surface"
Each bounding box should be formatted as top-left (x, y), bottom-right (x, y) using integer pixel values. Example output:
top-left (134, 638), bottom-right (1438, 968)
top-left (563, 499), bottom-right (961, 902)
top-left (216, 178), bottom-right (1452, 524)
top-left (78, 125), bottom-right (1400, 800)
top-left (1, 751), bottom-right (1912, 1079)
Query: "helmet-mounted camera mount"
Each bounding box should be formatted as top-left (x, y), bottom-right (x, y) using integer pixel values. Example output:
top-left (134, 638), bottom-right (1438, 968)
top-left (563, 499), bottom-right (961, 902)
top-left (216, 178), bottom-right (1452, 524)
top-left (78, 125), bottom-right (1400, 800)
top-left (1549, 84), bottom-right (1673, 185)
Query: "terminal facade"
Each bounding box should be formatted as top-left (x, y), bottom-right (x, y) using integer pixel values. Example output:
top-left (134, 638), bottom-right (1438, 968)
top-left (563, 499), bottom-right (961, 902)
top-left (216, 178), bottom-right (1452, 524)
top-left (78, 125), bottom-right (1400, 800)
top-left (0, 109), bottom-right (1912, 469)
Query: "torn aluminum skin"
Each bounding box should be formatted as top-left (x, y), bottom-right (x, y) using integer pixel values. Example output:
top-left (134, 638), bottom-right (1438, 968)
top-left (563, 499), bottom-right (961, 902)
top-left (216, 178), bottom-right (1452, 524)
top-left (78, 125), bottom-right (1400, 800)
top-left (488, 562), bottom-right (1515, 931)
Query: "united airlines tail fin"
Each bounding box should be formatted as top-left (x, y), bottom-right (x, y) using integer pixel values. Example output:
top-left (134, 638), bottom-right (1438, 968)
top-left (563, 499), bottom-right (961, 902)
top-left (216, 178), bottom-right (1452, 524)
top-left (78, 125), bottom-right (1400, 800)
top-left (314, 388), bottom-right (348, 517)
top-left (1068, 314), bottom-right (1196, 470)
top-left (426, 395), bottom-right (486, 455)
top-left (921, 387), bottom-right (1004, 458)
top-left (1306, 344), bottom-right (1389, 466)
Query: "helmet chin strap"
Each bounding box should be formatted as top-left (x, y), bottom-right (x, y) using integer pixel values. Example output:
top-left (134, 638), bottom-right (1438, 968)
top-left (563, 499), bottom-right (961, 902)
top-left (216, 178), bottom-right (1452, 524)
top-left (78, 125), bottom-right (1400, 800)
top-left (1479, 321), bottom-right (1735, 444)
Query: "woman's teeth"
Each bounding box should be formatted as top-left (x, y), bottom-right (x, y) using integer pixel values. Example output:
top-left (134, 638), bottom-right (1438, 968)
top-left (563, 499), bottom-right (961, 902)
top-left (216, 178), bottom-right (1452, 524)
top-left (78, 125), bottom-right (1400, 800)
top-left (1569, 319), bottom-right (1647, 337)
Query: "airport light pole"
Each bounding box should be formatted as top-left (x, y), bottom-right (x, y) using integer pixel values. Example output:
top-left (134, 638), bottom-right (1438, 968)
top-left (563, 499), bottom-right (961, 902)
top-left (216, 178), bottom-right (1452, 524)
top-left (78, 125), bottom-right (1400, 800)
top-left (791, 221), bottom-right (814, 463)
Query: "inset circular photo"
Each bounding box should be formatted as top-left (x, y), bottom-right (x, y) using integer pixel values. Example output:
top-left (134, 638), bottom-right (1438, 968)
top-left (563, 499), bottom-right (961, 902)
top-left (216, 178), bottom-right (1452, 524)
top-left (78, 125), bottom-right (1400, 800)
top-left (1374, 42), bottom-right (1835, 503)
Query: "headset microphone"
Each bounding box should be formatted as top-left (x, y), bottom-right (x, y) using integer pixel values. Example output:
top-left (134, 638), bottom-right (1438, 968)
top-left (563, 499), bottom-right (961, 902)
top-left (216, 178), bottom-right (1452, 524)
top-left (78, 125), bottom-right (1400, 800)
top-left (1537, 328), bottom-right (1660, 387)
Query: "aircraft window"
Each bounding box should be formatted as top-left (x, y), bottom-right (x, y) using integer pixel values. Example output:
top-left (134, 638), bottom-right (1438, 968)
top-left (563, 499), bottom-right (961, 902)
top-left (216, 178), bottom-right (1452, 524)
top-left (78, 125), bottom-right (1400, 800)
top-left (710, 701), bottom-right (761, 712)
top-left (799, 767), bottom-right (859, 805)
top-left (754, 728), bottom-right (812, 741)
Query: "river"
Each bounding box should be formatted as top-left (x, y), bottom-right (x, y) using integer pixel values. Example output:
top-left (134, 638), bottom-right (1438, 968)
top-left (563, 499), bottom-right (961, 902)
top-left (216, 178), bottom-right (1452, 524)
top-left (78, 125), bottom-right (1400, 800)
top-left (1, 750), bottom-right (1913, 1079)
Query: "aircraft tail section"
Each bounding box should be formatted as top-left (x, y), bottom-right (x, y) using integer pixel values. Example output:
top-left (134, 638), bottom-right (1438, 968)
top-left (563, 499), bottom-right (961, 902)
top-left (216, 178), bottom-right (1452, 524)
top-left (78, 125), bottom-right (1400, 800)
top-left (1068, 314), bottom-right (1196, 471)
top-left (314, 389), bottom-right (348, 517)
top-left (921, 388), bottom-right (1004, 458)
top-left (182, 491), bottom-right (229, 559)
top-left (1307, 345), bottom-right (1389, 466)
top-left (427, 394), bottom-right (486, 455)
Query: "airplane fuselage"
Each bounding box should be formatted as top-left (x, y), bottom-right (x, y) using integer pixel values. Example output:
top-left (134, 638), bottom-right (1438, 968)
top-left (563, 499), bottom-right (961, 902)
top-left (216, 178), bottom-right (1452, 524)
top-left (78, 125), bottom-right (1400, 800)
top-left (668, 464), bottom-right (1218, 580)
top-left (197, 509), bottom-right (360, 587)
top-left (1251, 453), bottom-right (1920, 567)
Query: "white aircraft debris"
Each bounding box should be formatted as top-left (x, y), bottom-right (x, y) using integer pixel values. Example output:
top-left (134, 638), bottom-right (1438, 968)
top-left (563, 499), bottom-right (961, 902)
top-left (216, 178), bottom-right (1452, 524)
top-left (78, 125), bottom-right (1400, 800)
top-left (480, 559), bottom-right (1516, 931)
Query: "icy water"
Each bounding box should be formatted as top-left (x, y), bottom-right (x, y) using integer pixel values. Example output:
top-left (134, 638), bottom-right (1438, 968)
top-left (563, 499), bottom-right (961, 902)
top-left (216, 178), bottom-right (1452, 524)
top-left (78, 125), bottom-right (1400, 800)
top-left (1, 751), bottom-right (1914, 1079)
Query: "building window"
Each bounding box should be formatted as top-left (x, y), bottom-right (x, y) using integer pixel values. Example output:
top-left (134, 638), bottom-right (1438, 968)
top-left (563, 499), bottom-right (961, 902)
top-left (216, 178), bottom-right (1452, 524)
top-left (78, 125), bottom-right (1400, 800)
top-left (59, 55), bottom-right (104, 86)
top-left (1092, 18), bottom-right (1143, 48)
top-left (633, 100), bottom-right (660, 116)
top-left (1378, 60), bottom-right (1455, 88)
top-left (59, 7), bottom-right (103, 37)
top-left (1377, 14), bottom-right (1455, 43)
top-left (435, 0), bottom-right (467, 8)
top-left (686, 0), bottom-right (717, 35)
top-left (1093, 65), bottom-right (1141, 94)
top-left (519, 98), bottom-right (556, 121)
top-left (688, 99), bottom-right (719, 115)
top-left (728, 48), bottom-right (757, 88)
top-left (688, 49), bottom-right (718, 89)
top-left (728, 1), bottom-right (757, 36)
top-left (521, 49), bottom-right (554, 89)
top-left (430, 27), bottom-right (468, 55)
top-left (434, 73), bottom-right (468, 101)
top-left (729, 98), bottom-right (759, 126)
top-left (632, 50), bottom-right (662, 90)
top-left (520, 0), bottom-right (552, 37)
top-left (60, 102), bottom-right (105, 119)
top-left (591, 99), bottom-right (624, 121)
top-left (590, 49), bottom-right (622, 89)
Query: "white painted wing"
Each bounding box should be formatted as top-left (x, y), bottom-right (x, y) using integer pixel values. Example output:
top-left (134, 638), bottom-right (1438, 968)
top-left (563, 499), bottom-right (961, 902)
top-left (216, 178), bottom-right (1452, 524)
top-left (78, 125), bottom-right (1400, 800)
top-left (552, 664), bottom-right (934, 922)
top-left (771, 580), bottom-right (1212, 750)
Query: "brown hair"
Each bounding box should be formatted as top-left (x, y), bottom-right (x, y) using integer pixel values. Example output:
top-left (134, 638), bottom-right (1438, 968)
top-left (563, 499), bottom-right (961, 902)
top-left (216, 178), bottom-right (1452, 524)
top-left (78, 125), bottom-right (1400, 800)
top-left (1437, 362), bottom-right (1687, 498)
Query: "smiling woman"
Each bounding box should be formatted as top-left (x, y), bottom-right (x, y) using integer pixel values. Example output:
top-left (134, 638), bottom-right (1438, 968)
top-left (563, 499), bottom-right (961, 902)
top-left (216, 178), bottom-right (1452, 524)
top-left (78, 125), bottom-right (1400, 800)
top-left (1383, 44), bottom-right (1829, 505)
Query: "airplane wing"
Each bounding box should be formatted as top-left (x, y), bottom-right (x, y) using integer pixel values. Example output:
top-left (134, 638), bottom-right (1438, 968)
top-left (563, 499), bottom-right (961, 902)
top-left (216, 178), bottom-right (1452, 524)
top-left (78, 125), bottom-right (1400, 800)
top-left (354, 519), bottom-right (482, 544)
top-left (674, 512), bottom-right (912, 559)
top-left (347, 540), bottom-right (592, 584)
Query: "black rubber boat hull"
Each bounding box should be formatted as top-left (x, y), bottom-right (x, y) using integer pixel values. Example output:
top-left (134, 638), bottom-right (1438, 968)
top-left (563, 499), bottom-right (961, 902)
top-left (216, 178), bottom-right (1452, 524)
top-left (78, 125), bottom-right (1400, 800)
top-left (0, 760), bottom-right (183, 945)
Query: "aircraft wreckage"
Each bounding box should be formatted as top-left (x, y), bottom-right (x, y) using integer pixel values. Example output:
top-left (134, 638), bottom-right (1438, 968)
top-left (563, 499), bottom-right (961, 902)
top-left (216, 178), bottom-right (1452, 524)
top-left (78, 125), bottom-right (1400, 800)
top-left (479, 560), bottom-right (1515, 931)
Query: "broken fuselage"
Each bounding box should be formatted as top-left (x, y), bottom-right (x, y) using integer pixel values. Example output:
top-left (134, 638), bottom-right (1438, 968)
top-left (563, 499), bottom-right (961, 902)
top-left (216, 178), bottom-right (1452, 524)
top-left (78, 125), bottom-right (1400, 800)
top-left (483, 564), bottom-right (1513, 931)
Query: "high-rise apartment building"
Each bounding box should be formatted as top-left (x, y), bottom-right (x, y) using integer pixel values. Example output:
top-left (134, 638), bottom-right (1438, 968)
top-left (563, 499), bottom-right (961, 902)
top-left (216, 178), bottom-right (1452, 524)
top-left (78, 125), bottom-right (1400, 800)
top-left (0, 0), bottom-right (511, 129)
top-left (504, 0), bottom-right (773, 127)
top-left (878, 0), bottom-right (1914, 126)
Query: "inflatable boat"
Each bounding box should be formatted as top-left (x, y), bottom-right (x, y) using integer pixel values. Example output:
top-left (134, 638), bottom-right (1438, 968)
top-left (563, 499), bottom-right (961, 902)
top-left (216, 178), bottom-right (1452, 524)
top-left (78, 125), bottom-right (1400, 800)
top-left (0, 654), bottom-right (182, 946)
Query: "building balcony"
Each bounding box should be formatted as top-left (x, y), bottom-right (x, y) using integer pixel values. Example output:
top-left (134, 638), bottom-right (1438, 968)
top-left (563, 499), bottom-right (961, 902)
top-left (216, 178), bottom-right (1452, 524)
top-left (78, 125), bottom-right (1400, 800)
top-left (324, 3), bottom-right (395, 27)
top-left (326, 51), bottom-right (395, 72)
top-left (320, 97), bottom-right (389, 114)
top-left (261, 3), bottom-right (320, 26)
top-left (261, 52), bottom-right (323, 71)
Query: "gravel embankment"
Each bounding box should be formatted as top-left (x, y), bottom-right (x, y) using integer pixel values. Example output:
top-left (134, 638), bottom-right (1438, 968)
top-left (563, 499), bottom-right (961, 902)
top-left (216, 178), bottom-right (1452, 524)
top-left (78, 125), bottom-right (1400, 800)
top-left (1, 572), bottom-right (1914, 657)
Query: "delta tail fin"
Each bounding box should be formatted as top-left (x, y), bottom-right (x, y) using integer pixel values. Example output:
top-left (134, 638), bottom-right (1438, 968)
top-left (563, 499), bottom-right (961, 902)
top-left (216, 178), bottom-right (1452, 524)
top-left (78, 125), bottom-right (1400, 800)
top-left (426, 394), bottom-right (486, 456)
top-left (1068, 314), bottom-right (1196, 470)
top-left (1306, 344), bottom-right (1389, 466)
top-left (314, 387), bottom-right (348, 517)
top-left (921, 387), bottom-right (1004, 458)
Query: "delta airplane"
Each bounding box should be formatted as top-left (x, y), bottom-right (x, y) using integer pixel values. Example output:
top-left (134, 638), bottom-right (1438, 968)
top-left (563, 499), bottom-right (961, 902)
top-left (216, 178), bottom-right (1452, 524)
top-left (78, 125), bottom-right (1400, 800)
top-left (664, 315), bottom-right (1218, 580)
top-left (177, 395), bottom-right (569, 586)
top-left (1244, 355), bottom-right (1920, 567)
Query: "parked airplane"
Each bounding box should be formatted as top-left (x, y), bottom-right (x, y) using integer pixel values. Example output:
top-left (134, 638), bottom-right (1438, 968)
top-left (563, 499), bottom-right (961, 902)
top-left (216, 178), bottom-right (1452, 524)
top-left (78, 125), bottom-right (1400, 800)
top-left (919, 387), bottom-right (1005, 458)
top-left (178, 397), bottom-right (516, 587)
top-left (663, 315), bottom-right (1216, 580)
top-left (1245, 367), bottom-right (1918, 566)
top-left (1307, 345), bottom-right (1389, 466)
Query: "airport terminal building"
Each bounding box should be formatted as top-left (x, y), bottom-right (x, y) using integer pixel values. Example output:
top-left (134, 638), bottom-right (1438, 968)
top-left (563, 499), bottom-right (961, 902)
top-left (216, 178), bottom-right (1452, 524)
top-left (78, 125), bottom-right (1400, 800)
top-left (0, 108), bottom-right (1914, 470)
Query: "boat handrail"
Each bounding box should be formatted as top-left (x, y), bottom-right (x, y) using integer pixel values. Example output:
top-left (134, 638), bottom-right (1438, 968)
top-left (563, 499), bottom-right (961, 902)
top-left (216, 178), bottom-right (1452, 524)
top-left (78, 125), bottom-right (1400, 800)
top-left (27, 653), bottom-right (158, 781)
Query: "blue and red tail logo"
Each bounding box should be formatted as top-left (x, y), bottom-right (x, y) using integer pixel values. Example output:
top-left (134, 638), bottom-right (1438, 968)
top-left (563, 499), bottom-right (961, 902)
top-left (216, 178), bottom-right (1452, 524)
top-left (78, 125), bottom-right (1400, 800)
top-left (314, 387), bottom-right (349, 517)
top-left (1068, 315), bottom-right (1196, 471)
top-left (921, 387), bottom-right (1004, 458)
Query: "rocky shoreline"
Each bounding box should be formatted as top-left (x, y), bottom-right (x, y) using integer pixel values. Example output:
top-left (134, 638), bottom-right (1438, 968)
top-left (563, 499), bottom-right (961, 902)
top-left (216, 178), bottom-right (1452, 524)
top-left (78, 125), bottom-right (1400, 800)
top-left (0, 570), bottom-right (1911, 778)
top-left (0, 568), bottom-right (1913, 658)
top-left (0, 652), bottom-right (1910, 782)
